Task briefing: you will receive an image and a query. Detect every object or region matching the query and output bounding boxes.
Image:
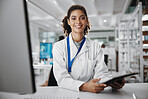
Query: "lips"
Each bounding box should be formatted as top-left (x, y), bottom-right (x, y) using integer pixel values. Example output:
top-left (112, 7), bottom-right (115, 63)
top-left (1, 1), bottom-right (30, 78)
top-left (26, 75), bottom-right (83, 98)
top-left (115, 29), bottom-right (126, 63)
top-left (75, 25), bottom-right (82, 28)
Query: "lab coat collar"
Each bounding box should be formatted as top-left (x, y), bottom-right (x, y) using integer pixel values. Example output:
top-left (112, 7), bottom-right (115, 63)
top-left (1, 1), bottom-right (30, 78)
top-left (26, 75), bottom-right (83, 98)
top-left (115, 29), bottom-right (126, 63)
top-left (78, 37), bottom-right (90, 56)
top-left (69, 33), bottom-right (90, 58)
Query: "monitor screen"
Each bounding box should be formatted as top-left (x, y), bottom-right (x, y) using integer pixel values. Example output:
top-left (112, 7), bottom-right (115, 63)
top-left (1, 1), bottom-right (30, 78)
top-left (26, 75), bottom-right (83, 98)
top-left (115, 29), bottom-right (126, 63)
top-left (0, 0), bottom-right (36, 94)
top-left (40, 43), bottom-right (53, 59)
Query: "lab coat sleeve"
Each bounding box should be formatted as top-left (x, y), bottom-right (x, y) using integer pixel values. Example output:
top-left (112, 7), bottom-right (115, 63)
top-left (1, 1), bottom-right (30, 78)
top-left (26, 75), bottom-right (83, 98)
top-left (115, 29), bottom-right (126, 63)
top-left (93, 46), bottom-right (112, 83)
top-left (52, 42), bottom-right (85, 91)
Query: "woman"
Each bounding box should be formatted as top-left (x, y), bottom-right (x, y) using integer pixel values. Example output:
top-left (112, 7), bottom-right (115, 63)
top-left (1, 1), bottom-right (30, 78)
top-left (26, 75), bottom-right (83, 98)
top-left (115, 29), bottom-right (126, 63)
top-left (53, 5), bottom-right (125, 93)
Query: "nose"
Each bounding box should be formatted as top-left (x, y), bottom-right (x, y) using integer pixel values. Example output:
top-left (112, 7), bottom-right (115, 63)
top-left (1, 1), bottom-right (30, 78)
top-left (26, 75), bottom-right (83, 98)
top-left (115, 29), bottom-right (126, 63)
top-left (75, 18), bottom-right (81, 24)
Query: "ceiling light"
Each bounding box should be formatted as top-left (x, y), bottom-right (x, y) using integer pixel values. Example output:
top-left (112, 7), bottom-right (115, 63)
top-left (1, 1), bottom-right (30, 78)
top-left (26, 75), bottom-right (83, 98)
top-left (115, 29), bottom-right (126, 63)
top-left (104, 20), bottom-right (107, 22)
top-left (43, 40), bottom-right (46, 43)
top-left (53, 0), bottom-right (58, 5)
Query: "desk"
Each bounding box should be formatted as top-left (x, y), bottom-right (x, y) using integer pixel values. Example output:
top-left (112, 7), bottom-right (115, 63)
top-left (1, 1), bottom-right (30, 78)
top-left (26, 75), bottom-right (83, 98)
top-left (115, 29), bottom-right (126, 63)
top-left (0, 83), bottom-right (148, 99)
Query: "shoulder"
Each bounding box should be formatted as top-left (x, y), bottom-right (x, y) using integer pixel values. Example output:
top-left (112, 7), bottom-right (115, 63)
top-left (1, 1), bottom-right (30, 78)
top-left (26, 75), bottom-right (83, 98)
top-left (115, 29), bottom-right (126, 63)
top-left (86, 37), bottom-right (101, 49)
top-left (86, 37), bottom-right (103, 56)
top-left (53, 38), bottom-right (66, 51)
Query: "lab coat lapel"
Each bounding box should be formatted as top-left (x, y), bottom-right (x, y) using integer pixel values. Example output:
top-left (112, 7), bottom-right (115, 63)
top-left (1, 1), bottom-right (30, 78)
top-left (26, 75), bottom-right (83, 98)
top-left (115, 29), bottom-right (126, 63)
top-left (69, 34), bottom-right (78, 59)
top-left (78, 38), bottom-right (90, 56)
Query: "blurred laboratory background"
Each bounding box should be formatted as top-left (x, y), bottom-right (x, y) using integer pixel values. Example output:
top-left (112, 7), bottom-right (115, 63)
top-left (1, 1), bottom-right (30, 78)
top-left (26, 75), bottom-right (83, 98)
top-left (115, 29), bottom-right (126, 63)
top-left (25, 0), bottom-right (148, 86)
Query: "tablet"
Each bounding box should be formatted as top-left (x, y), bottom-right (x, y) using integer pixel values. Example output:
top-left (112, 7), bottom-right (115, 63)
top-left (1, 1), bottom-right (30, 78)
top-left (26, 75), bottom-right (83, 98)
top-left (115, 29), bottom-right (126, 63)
top-left (102, 72), bottom-right (138, 85)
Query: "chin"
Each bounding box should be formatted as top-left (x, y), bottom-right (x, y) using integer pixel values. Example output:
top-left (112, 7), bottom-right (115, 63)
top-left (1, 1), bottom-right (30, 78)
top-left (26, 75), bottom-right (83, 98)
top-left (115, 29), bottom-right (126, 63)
top-left (74, 31), bottom-right (84, 34)
top-left (74, 29), bottom-right (84, 33)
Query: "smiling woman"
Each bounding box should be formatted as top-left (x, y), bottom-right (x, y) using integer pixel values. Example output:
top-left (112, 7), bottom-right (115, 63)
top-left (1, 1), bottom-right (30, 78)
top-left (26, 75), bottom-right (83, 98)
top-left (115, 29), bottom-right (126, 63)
top-left (52, 5), bottom-right (125, 93)
top-left (67, 10), bottom-right (87, 42)
top-left (62, 5), bottom-right (90, 37)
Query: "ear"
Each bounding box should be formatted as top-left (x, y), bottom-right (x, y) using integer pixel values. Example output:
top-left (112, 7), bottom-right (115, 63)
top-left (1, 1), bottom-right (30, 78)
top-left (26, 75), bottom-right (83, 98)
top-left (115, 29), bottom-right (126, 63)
top-left (67, 19), bottom-right (70, 25)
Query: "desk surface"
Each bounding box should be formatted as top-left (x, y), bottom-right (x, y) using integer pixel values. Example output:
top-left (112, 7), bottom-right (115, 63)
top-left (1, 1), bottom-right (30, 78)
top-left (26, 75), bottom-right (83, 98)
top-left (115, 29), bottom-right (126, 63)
top-left (0, 83), bottom-right (148, 99)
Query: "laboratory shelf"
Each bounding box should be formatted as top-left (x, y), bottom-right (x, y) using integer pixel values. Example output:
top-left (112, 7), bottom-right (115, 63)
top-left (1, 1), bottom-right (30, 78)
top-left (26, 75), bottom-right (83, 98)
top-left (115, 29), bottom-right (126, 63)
top-left (143, 31), bottom-right (148, 35)
top-left (117, 2), bottom-right (143, 82)
top-left (143, 20), bottom-right (148, 26)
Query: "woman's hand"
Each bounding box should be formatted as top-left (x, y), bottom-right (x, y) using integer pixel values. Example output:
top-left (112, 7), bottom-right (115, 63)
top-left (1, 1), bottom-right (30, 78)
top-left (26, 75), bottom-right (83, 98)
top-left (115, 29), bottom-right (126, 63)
top-left (109, 79), bottom-right (125, 89)
top-left (79, 78), bottom-right (107, 93)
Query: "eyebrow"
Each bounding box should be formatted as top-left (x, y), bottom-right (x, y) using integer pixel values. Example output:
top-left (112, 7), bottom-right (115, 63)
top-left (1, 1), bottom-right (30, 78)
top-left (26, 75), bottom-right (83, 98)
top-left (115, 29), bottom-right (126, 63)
top-left (71, 15), bottom-right (85, 17)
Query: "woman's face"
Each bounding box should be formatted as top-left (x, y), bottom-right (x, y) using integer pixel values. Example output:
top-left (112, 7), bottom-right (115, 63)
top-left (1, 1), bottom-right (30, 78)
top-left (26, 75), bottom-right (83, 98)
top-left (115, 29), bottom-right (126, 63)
top-left (68, 9), bottom-right (88, 34)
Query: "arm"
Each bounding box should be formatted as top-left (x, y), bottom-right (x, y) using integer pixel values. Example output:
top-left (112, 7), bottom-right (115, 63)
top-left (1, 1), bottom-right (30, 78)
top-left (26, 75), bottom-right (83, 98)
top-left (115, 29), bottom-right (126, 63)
top-left (79, 78), bottom-right (107, 93)
top-left (79, 43), bottom-right (107, 93)
top-left (52, 42), bottom-right (84, 91)
top-left (109, 79), bottom-right (125, 89)
top-left (93, 48), bottom-right (112, 82)
top-left (93, 46), bottom-right (125, 89)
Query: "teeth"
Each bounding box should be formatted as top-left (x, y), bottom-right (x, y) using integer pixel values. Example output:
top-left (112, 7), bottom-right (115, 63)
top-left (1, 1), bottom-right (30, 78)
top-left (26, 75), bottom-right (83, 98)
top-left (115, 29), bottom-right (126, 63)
top-left (76, 26), bottom-right (81, 28)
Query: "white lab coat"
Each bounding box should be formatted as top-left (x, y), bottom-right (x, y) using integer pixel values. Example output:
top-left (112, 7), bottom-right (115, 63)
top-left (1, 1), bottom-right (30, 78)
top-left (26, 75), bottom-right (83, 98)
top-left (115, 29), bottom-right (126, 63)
top-left (53, 33), bottom-right (112, 91)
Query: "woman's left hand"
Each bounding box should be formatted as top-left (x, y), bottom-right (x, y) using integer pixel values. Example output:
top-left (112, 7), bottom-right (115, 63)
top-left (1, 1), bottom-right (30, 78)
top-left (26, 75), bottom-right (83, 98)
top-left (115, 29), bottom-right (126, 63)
top-left (109, 79), bottom-right (125, 89)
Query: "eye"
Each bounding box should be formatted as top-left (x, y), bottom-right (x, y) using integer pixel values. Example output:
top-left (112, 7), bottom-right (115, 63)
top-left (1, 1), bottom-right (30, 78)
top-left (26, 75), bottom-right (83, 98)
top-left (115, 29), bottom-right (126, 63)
top-left (71, 17), bottom-right (76, 20)
top-left (80, 17), bottom-right (86, 20)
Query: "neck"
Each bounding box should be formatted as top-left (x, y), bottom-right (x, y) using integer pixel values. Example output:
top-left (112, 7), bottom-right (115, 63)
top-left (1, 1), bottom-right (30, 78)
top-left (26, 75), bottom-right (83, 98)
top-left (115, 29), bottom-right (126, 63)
top-left (71, 32), bottom-right (84, 43)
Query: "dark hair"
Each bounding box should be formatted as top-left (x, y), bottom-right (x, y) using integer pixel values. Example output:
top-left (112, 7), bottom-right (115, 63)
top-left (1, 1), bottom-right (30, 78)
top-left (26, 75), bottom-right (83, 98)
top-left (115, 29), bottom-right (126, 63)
top-left (62, 5), bottom-right (90, 37)
top-left (101, 44), bottom-right (105, 48)
top-left (58, 35), bottom-right (65, 41)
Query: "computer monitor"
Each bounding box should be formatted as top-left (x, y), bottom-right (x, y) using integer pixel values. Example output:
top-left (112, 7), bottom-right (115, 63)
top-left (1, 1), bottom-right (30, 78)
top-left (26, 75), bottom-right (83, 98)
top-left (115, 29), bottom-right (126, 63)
top-left (0, 0), bottom-right (36, 94)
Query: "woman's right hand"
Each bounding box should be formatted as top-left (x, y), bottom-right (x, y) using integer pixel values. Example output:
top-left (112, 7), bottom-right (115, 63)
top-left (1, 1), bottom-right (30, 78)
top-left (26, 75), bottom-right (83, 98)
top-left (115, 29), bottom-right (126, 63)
top-left (79, 78), bottom-right (107, 93)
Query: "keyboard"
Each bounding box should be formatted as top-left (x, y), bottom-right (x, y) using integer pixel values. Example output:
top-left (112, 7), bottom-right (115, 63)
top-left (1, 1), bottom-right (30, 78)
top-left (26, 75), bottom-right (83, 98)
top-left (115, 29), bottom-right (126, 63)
top-left (29, 94), bottom-right (79, 99)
